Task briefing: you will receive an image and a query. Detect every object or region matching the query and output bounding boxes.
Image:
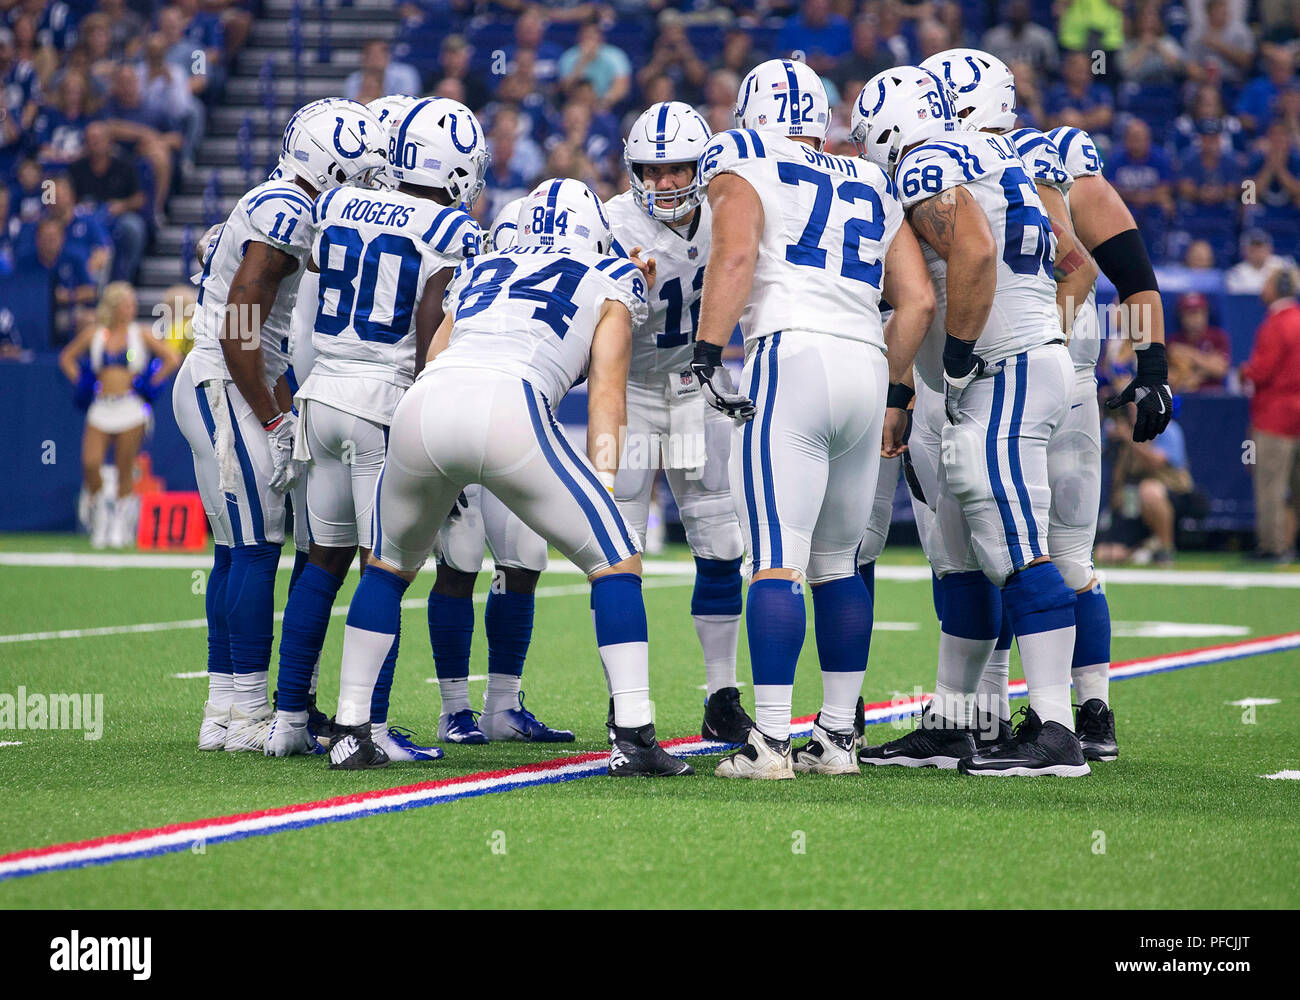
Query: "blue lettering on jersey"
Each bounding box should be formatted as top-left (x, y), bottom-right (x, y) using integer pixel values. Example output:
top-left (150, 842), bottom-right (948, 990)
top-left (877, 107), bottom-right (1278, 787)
top-left (777, 161), bottom-right (887, 288)
top-left (799, 144), bottom-right (859, 177)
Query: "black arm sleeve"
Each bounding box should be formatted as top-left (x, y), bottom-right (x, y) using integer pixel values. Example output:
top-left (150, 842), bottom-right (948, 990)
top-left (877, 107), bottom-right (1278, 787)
top-left (1091, 227), bottom-right (1159, 302)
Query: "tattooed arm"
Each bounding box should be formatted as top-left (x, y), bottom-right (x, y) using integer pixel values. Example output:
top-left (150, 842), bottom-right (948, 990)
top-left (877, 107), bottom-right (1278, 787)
top-left (906, 185), bottom-right (995, 344)
top-left (1039, 183), bottom-right (1098, 336)
top-left (220, 241), bottom-right (300, 423)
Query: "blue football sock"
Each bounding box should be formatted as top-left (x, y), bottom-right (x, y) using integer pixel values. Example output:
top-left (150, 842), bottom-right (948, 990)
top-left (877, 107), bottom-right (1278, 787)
top-left (428, 592), bottom-right (474, 681)
top-left (1071, 582), bottom-right (1111, 705)
top-left (811, 575), bottom-right (872, 734)
top-left (288, 547), bottom-right (309, 594)
top-left (857, 560), bottom-right (876, 602)
top-left (276, 563), bottom-right (344, 713)
top-left (591, 573), bottom-right (651, 728)
top-left (338, 567), bottom-right (409, 727)
top-left (370, 617), bottom-right (400, 725)
top-left (226, 543), bottom-right (280, 676)
top-left (691, 556), bottom-right (743, 695)
top-left (1002, 563), bottom-right (1077, 728)
top-left (747, 578), bottom-right (806, 740)
top-left (934, 571), bottom-right (1001, 727)
top-left (485, 589), bottom-right (534, 679)
top-left (691, 556), bottom-right (743, 616)
top-left (206, 544), bottom-right (232, 676)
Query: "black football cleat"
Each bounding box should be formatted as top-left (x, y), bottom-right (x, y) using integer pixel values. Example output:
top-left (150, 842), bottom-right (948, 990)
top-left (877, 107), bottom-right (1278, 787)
top-left (605, 697), bottom-right (616, 744)
top-left (975, 714), bottom-right (1014, 749)
top-left (701, 686), bottom-right (754, 745)
top-left (958, 707), bottom-right (1091, 777)
top-left (857, 707), bottom-right (979, 769)
top-left (327, 721), bottom-right (391, 770)
top-left (1075, 699), bottom-right (1118, 761)
top-left (853, 695), bottom-right (866, 749)
top-left (306, 695), bottom-right (334, 748)
top-left (608, 723), bottom-right (694, 777)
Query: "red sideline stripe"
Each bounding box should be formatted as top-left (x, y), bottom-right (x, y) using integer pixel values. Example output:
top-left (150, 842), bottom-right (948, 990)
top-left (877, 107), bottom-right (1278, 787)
top-left (3, 631), bottom-right (1297, 869)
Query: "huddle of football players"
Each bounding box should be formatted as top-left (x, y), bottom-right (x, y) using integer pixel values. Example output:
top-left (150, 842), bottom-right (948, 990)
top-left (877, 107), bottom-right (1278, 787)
top-left (176, 43), bottom-right (1169, 779)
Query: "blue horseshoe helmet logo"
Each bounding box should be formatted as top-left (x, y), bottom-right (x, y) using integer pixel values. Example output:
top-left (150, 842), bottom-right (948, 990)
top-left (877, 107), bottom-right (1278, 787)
top-left (447, 112), bottom-right (479, 154)
top-left (333, 117), bottom-right (366, 159)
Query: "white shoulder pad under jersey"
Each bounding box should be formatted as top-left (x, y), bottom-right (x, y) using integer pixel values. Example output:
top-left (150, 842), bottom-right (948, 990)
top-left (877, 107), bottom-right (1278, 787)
top-left (605, 189), bottom-right (712, 376)
top-left (437, 246), bottom-right (649, 407)
top-left (1006, 127), bottom-right (1072, 194)
top-left (1046, 126), bottom-right (1103, 179)
top-left (698, 128), bottom-right (901, 351)
top-left (897, 131), bottom-right (1063, 391)
top-left (1045, 126), bottom-right (1104, 372)
top-left (190, 180), bottom-right (317, 386)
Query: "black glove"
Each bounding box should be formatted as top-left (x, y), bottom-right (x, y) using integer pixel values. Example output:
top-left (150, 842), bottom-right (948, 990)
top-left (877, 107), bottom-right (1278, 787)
top-left (941, 333), bottom-right (986, 424)
top-left (691, 341), bottom-right (755, 423)
top-left (1106, 342), bottom-right (1172, 442)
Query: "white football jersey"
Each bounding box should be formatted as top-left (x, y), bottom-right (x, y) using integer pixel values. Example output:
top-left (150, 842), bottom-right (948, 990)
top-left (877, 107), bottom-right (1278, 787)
top-left (605, 190), bottom-right (711, 376)
top-left (1047, 125), bottom-right (1104, 372)
top-left (697, 128), bottom-right (902, 351)
top-left (190, 179), bottom-right (316, 387)
top-left (434, 245), bottom-right (649, 407)
top-left (896, 131), bottom-right (1061, 392)
top-left (295, 187), bottom-right (480, 425)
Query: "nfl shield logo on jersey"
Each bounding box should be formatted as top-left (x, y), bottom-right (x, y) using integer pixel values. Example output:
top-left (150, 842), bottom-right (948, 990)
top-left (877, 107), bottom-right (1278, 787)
top-left (757, 114), bottom-right (767, 125)
top-left (688, 246), bottom-right (698, 260)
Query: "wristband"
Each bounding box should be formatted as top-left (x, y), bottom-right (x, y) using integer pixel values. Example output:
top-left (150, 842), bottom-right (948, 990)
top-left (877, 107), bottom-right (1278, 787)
top-left (1134, 341), bottom-right (1168, 382)
top-left (886, 383), bottom-right (914, 410)
top-left (942, 333), bottom-right (976, 378)
top-left (597, 469), bottom-right (616, 493)
top-left (262, 414), bottom-right (284, 431)
top-left (692, 340), bottom-right (723, 369)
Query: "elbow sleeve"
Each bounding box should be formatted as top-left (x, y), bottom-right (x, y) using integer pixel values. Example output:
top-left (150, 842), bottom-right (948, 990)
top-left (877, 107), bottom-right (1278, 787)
top-left (1092, 228), bottom-right (1159, 302)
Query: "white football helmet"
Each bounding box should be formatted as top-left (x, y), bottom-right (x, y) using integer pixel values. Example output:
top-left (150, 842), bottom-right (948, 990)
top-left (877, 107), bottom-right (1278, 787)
top-left (385, 97), bottom-right (490, 209)
top-left (487, 196), bottom-right (527, 251)
top-left (851, 67), bottom-right (958, 177)
top-left (734, 58), bottom-right (831, 147)
top-left (517, 178), bottom-right (614, 255)
top-left (367, 94), bottom-right (417, 131)
top-left (921, 48), bottom-right (1017, 132)
top-left (278, 98), bottom-right (387, 193)
top-left (624, 101), bottom-right (712, 223)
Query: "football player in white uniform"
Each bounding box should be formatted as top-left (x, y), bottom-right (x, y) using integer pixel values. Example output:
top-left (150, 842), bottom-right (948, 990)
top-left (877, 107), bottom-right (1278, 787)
top-left (606, 101), bottom-right (752, 745)
top-left (693, 59), bottom-right (935, 779)
top-left (329, 177), bottom-right (692, 776)
top-left (426, 195), bottom-right (574, 746)
top-left (852, 67), bottom-right (1096, 776)
top-left (173, 98), bottom-right (385, 753)
top-left (267, 98), bottom-right (489, 760)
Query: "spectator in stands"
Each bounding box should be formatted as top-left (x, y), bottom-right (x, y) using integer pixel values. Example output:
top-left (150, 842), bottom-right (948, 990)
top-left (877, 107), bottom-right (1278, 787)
top-left (344, 37), bottom-right (422, 102)
top-left (1271, 83), bottom-right (1300, 150)
top-left (8, 14), bottom-right (50, 90)
top-left (492, 54), bottom-right (560, 145)
top-left (7, 157), bottom-right (44, 225)
top-left (58, 281), bottom-right (180, 548)
top-left (1185, 0), bottom-right (1256, 87)
top-left (548, 92), bottom-right (617, 185)
top-left (1226, 228), bottom-right (1295, 294)
top-left (1241, 264), bottom-right (1300, 561)
top-left (713, 28), bottom-right (757, 78)
top-left (1184, 238), bottom-right (1217, 268)
top-left (1235, 47), bottom-right (1299, 135)
top-left (1258, 0), bottom-right (1299, 45)
top-left (508, 5), bottom-right (564, 90)
top-left (33, 216), bottom-right (96, 345)
top-left (489, 104), bottom-right (544, 184)
top-left (638, 11), bottom-right (706, 107)
top-left (138, 32), bottom-right (202, 170)
top-left (171, 0), bottom-right (229, 101)
top-left (1118, 2), bottom-right (1186, 86)
top-left (1108, 117), bottom-right (1175, 255)
top-left (1173, 83), bottom-right (1246, 159)
top-left (1044, 50), bottom-right (1113, 134)
top-left (559, 19), bottom-right (631, 113)
top-left (103, 63), bottom-right (180, 214)
top-left (981, 0), bottom-right (1059, 78)
top-left (432, 35), bottom-right (490, 112)
top-left (96, 0), bottom-right (146, 61)
top-left (1009, 59), bottom-right (1047, 129)
top-left (1245, 120), bottom-right (1300, 223)
top-left (776, 0), bottom-right (849, 74)
top-left (1178, 122), bottom-right (1242, 212)
top-left (32, 70), bottom-right (100, 166)
top-left (915, 18), bottom-right (951, 62)
top-left (1097, 401), bottom-right (1197, 565)
top-left (1169, 292), bottom-right (1231, 392)
top-left (833, 14), bottom-right (894, 96)
top-left (700, 68), bottom-right (738, 135)
top-left (67, 121), bottom-right (148, 283)
top-left (1, 25), bottom-right (42, 179)
top-left (873, 1), bottom-right (914, 65)
top-left (71, 13), bottom-right (119, 98)
top-left (483, 114), bottom-right (531, 222)
top-left (156, 5), bottom-right (209, 102)
top-left (16, 173), bottom-right (112, 281)
top-left (1057, 0), bottom-right (1123, 72)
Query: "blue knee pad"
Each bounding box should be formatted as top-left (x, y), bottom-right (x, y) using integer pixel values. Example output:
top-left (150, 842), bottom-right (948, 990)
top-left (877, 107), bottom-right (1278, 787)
top-left (938, 570), bottom-right (1002, 641)
top-left (1001, 563), bottom-right (1076, 637)
top-left (226, 543), bottom-right (280, 674)
top-left (590, 573), bottom-right (647, 647)
top-left (811, 575), bottom-right (872, 673)
top-left (691, 556), bottom-right (742, 617)
top-left (746, 578), bottom-right (806, 688)
top-left (1072, 583), bottom-right (1111, 668)
top-left (207, 544), bottom-right (232, 675)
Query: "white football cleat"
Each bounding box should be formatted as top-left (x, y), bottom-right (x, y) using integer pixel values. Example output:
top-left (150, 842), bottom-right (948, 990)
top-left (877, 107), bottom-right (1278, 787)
top-left (224, 704), bottom-right (275, 752)
top-left (714, 726), bottom-right (794, 780)
top-left (792, 715), bottom-right (860, 775)
top-left (198, 700), bottom-right (230, 751)
top-left (264, 710), bottom-right (323, 757)
top-left (372, 725), bottom-right (444, 762)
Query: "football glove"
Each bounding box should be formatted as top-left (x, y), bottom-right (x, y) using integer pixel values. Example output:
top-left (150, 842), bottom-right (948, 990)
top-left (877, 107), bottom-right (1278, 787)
top-left (264, 411), bottom-right (302, 494)
top-left (942, 333), bottom-right (985, 424)
top-left (691, 341), bottom-right (754, 423)
top-left (1106, 342), bottom-right (1172, 442)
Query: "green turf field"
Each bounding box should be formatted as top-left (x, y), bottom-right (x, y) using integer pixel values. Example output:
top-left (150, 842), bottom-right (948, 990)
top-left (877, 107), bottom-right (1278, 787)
top-left (1, 535), bottom-right (1297, 909)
